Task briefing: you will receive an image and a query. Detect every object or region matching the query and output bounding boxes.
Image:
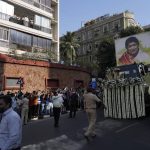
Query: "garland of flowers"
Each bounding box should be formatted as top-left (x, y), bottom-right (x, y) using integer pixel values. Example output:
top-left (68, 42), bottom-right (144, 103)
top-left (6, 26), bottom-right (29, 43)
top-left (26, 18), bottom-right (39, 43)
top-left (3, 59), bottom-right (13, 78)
top-left (101, 68), bottom-right (145, 119)
top-left (101, 77), bottom-right (144, 88)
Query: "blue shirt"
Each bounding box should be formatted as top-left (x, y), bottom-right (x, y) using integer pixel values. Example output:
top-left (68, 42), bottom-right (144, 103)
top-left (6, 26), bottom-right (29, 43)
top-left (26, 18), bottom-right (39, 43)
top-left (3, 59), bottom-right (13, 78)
top-left (0, 108), bottom-right (22, 150)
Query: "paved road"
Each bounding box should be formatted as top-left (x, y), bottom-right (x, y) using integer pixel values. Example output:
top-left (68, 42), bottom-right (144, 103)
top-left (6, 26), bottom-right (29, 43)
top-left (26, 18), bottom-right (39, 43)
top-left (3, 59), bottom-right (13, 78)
top-left (21, 110), bottom-right (150, 150)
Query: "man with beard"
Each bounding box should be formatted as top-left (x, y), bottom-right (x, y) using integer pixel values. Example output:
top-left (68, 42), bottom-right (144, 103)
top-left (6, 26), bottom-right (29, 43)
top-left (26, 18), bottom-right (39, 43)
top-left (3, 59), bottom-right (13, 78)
top-left (0, 95), bottom-right (22, 150)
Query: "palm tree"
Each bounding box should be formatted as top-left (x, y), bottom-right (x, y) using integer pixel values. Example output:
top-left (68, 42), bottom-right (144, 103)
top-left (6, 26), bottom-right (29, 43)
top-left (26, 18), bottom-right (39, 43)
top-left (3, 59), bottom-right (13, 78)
top-left (97, 37), bottom-right (116, 78)
top-left (60, 31), bottom-right (80, 65)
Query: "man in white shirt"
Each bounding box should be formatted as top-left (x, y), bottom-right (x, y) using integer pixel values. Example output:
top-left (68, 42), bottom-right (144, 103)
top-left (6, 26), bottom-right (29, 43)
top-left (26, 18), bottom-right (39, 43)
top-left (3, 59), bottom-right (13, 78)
top-left (0, 95), bottom-right (22, 150)
top-left (52, 92), bottom-right (63, 127)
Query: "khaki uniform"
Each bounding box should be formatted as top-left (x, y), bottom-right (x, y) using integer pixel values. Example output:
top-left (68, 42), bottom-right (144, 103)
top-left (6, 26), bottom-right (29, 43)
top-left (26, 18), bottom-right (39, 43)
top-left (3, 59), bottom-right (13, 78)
top-left (21, 97), bottom-right (29, 124)
top-left (83, 92), bottom-right (101, 137)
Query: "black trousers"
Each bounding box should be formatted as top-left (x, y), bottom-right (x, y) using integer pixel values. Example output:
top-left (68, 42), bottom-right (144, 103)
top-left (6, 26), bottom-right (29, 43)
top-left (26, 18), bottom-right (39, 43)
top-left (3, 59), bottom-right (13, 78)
top-left (69, 106), bottom-right (77, 118)
top-left (53, 107), bottom-right (61, 126)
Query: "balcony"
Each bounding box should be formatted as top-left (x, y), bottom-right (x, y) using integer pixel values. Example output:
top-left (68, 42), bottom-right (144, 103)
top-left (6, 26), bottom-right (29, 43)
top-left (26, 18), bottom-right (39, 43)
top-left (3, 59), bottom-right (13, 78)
top-left (0, 12), bottom-right (51, 34)
top-left (21, 0), bottom-right (52, 13)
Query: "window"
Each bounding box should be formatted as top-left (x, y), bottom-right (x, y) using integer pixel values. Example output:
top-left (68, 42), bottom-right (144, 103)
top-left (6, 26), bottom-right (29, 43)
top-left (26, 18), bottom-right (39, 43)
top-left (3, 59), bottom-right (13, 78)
top-left (109, 23), bottom-right (114, 32)
top-left (33, 35), bottom-right (51, 49)
top-left (0, 27), bottom-right (9, 41)
top-left (87, 43), bottom-right (92, 52)
top-left (31, 0), bottom-right (51, 12)
top-left (17, 31), bottom-right (22, 44)
top-left (0, 1), bottom-right (14, 16)
top-left (10, 29), bottom-right (51, 50)
top-left (113, 20), bottom-right (120, 31)
top-left (27, 34), bottom-right (32, 46)
top-left (83, 45), bottom-right (86, 54)
top-left (38, 37), bottom-right (43, 47)
top-left (33, 36), bottom-right (38, 46)
top-left (47, 79), bottom-right (59, 88)
top-left (94, 29), bottom-right (99, 37)
top-left (5, 77), bottom-right (23, 89)
top-left (34, 0), bottom-right (51, 7)
top-left (87, 30), bottom-right (92, 39)
top-left (90, 55), bottom-right (92, 62)
top-left (45, 0), bottom-right (51, 7)
top-left (95, 42), bottom-right (99, 49)
top-left (10, 30), bottom-right (32, 46)
top-left (41, 0), bottom-right (46, 5)
top-left (34, 0), bottom-right (40, 3)
top-left (82, 32), bottom-right (86, 41)
top-left (35, 15), bottom-right (50, 28)
top-left (43, 38), bottom-right (47, 49)
top-left (0, 29), bottom-right (3, 39)
top-left (103, 24), bottom-right (109, 33)
top-left (3, 30), bottom-right (9, 40)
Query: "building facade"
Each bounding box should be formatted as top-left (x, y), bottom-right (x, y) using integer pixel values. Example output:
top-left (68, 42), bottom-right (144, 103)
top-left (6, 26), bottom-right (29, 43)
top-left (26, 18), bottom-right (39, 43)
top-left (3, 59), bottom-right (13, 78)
top-left (0, 54), bottom-right (90, 92)
top-left (0, 0), bottom-right (59, 61)
top-left (74, 11), bottom-right (139, 66)
top-left (143, 24), bottom-right (150, 31)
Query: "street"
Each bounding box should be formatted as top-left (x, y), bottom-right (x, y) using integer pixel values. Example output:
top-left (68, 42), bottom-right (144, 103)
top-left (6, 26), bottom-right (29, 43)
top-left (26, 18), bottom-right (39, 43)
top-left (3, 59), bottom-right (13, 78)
top-left (21, 110), bottom-right (150, 150)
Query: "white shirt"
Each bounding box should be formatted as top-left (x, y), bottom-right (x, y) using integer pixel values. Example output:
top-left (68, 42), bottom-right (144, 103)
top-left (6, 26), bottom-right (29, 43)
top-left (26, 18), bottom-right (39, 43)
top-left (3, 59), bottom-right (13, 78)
top-left (0, 108), bottom-right (22, 150)
top-left (21, 97), bottom-right (29, 109)
top-left (52, 95), bottom-right (63, 108)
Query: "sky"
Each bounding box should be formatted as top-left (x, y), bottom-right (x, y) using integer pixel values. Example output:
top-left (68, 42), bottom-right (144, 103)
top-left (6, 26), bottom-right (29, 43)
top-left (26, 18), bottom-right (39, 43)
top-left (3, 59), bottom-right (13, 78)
top-left (60, 0), bottom-right (150, 36)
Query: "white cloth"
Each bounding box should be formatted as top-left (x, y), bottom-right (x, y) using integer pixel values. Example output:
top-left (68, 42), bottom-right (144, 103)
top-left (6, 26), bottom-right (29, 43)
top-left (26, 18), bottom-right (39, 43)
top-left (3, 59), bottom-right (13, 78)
top-left (21, 97), bottom-right (29, 109)
top-left (0, 108), bottom-right (22, 150)
top-left (52, 95), bottom-right (63, 108)
top-left (46, 102), bottom-right (53, 109)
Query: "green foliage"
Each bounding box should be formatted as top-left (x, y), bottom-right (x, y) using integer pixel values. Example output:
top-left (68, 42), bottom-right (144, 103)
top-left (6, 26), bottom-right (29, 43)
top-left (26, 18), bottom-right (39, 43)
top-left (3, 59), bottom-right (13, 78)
top-left (97, 37), bottom-right (116, 78)
top-left (120, 26), bottom-right (143, 38)
top-left (60, 31), bottom-right (80, 65)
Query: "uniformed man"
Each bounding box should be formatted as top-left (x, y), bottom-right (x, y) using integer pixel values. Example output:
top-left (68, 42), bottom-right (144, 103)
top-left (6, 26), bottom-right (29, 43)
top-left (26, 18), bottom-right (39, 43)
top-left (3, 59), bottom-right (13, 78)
top-left (83, 87), bottom-right (105, 141)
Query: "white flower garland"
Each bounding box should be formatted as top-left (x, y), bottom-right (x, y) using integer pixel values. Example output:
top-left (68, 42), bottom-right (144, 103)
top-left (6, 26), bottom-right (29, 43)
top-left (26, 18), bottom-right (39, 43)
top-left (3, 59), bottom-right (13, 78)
top-left (103, 77), bottom-right (145, 119)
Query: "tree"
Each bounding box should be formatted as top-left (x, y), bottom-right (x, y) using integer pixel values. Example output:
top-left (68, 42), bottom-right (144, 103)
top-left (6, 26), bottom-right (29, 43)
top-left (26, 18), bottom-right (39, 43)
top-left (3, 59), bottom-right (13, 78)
top-left (60, 32), bottom-right (80, 65)
top-left (120, 26), bottom-right (143, 38)
top-left (97, 38), bottom-right (116, 78)
top-left (144, 28), bottom-right (150, 32)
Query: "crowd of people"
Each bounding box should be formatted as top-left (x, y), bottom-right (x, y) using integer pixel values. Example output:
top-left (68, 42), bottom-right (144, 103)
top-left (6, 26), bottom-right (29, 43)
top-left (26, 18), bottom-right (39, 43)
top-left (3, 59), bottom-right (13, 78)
top-left (0, 87), bottom-right (85, 126)
top-left (0, 86), bottom-right (105, 149)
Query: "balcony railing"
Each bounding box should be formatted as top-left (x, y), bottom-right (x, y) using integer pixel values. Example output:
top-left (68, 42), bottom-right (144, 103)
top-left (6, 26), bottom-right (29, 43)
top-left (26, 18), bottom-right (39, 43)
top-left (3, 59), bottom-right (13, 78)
top-left (21, 0), bottom-right (52, 13)
top-left (0, 12), bottom-right (51, 34)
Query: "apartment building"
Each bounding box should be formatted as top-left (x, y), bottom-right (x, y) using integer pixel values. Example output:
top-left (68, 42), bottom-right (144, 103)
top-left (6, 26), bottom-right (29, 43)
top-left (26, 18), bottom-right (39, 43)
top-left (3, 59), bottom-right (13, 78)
top-left (0, 0), bottom-right (59, 61)
top-left (74, 11), bottom-right (139, 65)
top-left (143, 24), bottom-right (150, 31)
